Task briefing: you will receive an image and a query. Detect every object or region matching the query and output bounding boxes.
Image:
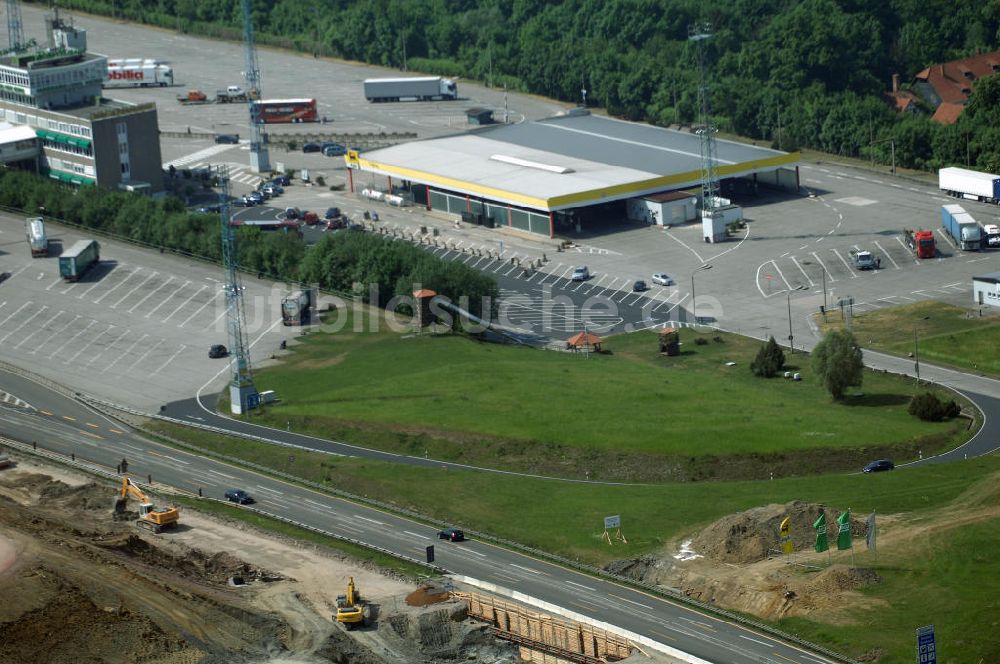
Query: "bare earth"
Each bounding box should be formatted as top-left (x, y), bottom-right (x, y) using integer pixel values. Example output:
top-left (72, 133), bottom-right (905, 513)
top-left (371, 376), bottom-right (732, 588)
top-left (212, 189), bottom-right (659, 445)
top-left (0, 455), bottom-right (518, 664)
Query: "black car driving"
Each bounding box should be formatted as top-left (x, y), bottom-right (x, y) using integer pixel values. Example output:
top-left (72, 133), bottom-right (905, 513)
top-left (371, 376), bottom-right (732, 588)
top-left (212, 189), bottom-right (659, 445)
top-left (438, 527), bottom-right (465, 542)
top-left (224, 489), bottom-right (254, 504)
top-left (863, 459), bottom-right (894, 473)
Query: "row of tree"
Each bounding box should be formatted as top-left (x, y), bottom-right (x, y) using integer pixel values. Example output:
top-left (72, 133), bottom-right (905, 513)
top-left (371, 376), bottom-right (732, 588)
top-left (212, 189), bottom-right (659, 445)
top-left (0, 170), bottom-right (496, 316)
top-left (41, 0), bottom-right (1000, 172)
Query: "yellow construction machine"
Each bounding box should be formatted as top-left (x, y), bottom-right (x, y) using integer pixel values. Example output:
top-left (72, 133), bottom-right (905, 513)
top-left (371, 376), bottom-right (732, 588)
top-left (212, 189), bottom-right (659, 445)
top-left (335, 576), bottom-right (366, 629)
top-left (113, 477), bottom-right (180, 533)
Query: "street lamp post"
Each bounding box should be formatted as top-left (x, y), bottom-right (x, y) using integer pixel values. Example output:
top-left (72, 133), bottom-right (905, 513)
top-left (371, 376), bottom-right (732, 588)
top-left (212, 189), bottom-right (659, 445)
top-left (690, 264), bottom-right (712, 324)
top-left (786, 285), bottom-right (807, 352)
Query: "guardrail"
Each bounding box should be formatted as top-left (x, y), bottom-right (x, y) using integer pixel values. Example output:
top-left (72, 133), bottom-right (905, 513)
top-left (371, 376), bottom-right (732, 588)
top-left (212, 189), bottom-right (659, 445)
top-left (75, 393), bottom-right (859, 664)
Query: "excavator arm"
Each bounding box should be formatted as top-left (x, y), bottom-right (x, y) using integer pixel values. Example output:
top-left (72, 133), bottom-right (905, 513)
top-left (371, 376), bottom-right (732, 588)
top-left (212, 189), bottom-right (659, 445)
top-left (113, 477), bottom-right (180, 533)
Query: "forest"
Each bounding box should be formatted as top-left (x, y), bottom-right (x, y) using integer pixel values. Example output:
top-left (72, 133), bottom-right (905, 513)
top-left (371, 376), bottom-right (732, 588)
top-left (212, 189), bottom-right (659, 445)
top-left (31, 0), bottom-right (1000, 173)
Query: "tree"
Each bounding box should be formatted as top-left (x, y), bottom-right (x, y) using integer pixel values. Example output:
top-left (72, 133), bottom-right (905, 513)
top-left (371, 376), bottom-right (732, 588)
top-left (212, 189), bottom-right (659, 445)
top-left (810, 329), bottom-right (863, 400)
top-left (751, 336), bottom-right (785, 378)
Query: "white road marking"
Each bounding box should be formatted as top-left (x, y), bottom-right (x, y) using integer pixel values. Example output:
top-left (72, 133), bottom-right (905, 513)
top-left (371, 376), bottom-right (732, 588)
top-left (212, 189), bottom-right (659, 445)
top-left (404, 530), bottom-right (430, 540)
top-left (565, 580), bottom-right (596, 592)
top-left (355, 515), bottom-right (385, 526)
top-left (86, 328), bottom-right (130, 367)
top-left (873, 241), bottom-right (900, 269)
top-left (510, 563), bottom-right (543, 575)
top-left (830, 248), bottom-right (857, 277)
top-left (65, 323), bottom-right (115, 364)
top-left (255, 485), bottom-right (284, 496)
top-left (0, 301), bottom-right (31, 332)
top-left (163, 284), bottom-right (209, 322)
top-left (48, 318), bottom-right (96, 360)
top-left (206, 469), bottom-right (236, 480)
top-left (103, 332), bottom-right (147, 372)
top-left (0, 304), bottom-right (47, 345)
top-left (13, 309), bottom-right (62, 350)
top-left (111, 270), bottom-right (159, 309)
top-left (613, 595), bottom-right (654, 610)
top-left (125, 338), bottom-right (164, 371)
top-left (93, 267), bottom-right (138, 304)
top-left (150, 344), bottom-right (187, 376)
top-left (128, 275), bottom-right (175, 313)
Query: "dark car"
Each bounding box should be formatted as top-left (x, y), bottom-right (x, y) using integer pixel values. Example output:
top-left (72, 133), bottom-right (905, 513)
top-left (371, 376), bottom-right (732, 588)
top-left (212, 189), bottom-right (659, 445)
top-left (208, 344), bottom-right (228, 358)
top-left (214, 133), bottom-right (239, 144)
top-left (271, 175), bottom-right (290, 186)
top-left (196, 204), bottom-right (222, 214)
top-left (438, 527), bottom-right (465, 542)
top-left (0, 272), bottom-right (10, 285)
top-left (224, 489), bottom-right (254, 504)
top-left (302, 142), bottom-right (322, 153)
top-left (284, 207), bottom-right (300, 220)
top-left (246, 191), bottom-right (264, 205)
top-left (863, 459), bottom-right (895, 473)
top-left (322, 143), bottom-right (347, 157)
top-left (633, 280), bottom-right (648, 292)
top-left (324, 207), bottom-right (341, 220)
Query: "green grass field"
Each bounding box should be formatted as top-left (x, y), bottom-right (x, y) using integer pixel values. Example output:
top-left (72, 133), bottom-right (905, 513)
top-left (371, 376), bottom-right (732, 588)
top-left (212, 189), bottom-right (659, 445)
top-left (150, 420), bottom-right (1000, 663)
top-left (246, 317), bottom-right (970, 481)
top-left (818, 300), bottom-right (1000, 377)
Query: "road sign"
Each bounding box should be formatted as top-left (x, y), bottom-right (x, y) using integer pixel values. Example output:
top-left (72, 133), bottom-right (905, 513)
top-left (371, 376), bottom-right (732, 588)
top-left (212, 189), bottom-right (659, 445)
top-left (603, 515), bottom-right (621, 529)
top-left (916, 624), bottom-right (937, 664)
top-left (425, 545), bottom-right (435, 563)
top-left (247, 392), bottom-right (260, 409)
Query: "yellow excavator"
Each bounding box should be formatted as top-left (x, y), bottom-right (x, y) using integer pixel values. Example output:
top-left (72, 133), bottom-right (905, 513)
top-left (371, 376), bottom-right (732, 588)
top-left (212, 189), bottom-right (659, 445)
top-left (335, 577), bottom-right (366, 629)
top-left (112, 477), bottom-right (180, 533)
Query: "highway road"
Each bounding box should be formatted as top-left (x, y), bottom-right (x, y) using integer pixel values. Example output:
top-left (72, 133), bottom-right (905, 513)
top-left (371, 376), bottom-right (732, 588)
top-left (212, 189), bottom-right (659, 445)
top-left (0, 367), bottom-right (841, 664)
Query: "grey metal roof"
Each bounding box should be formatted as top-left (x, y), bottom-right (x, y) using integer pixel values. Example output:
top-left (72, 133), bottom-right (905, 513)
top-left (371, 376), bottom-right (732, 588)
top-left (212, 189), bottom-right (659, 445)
top-left (973, 271), bottom-right (1000, 283)
top-left (353, 111), bottom-right (798, 212)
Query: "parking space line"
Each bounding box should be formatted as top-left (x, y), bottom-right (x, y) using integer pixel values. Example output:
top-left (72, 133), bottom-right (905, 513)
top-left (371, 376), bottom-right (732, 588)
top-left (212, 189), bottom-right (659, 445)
top-left (13, 309), bottom-right (62, 350)
top-left (44, 277), bottom-right (63, 291)
top-left (125, 336), bottom-right (162, 371)
top-left (77, 264), bottom-right (119, 299)
top-left (93, 267), bottom-right (138, 304)
top-left (830, 249), bottom-right (857, 277)
top-left (111, 270), bottom-right (159, 309)
top-left (103, 332), bottom-right (147, 373)
top-left (151, 344), bottom-right (187, 376)
top-left (810, 252), bottom-right (836, 283)
top-left (30, 313), bottom-right (78, 355)
top-left (790, 256), bottom-right (815, 287)
top-left (166, 283), bottom-right (211, 321)
top-left (66, 323), bottom-right (115, 365)
top-left (128, 275), bottom-right (175, 313)
top-left (0, 301), bottom-right (31, 332)
top-left (48, 319), bottom-right (96, 360)
top-left (770, 260), bottom-right (793, 291)
top-left (0, 304), bottom-right (47, 346)
top-left (86, 328), bottom-right (131, 367)
top-left (874, 240), bottom-right (900, 269)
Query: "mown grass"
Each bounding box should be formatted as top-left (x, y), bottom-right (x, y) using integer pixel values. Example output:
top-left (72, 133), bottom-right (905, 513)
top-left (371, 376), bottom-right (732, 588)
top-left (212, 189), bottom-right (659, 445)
top-left (818, 300), bottom-right (1000, 377)
top-left (152, 420), bottom-right (1000, 663)
top-left (244, 314), bottom-right (969, 480)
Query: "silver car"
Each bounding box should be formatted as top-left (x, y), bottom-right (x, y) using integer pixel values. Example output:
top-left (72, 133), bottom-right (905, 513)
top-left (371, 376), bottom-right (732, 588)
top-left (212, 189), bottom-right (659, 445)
top-left (651, 272), bottom-right (675, 286)
top-left (571, 266), bottom-right (590, 281)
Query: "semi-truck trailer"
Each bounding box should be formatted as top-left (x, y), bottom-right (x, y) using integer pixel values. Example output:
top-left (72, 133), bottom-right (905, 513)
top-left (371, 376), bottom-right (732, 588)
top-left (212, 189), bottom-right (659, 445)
top-left (104, 62), bottom-right (174, 88)
top-left (941, 204), bottom-right (981, 251)
top-left (903, 228), bottom-right (936, 258)
top-left (25, 217), bottom-right (48, 257)
top-left (281, 289), bottom-right (314, 326)
top-left (939, 167), bottom-right (1000, 205)
top-left (59, 239), bottom-right (100, 281)
top-left (363, 77), bottom-right (457, 102)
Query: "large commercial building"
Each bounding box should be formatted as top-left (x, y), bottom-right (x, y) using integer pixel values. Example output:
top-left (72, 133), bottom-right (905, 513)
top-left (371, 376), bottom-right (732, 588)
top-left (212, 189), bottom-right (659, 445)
top-left (346, 110), bottom-right (800, 238)
top-left (0, 16), bottom-right (163, 191)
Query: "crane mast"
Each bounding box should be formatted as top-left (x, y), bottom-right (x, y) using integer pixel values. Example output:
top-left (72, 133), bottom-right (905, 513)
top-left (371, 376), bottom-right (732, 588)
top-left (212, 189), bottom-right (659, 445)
top-left (241, 0), bottom-right (270, 173)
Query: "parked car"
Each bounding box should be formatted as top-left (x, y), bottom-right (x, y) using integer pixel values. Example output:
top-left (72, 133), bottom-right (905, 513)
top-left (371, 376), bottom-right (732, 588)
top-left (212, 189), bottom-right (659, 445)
top-left (214, 133), bottom-right (239, 144)
top-left (284, 207), bottom-right (300, 220)
top-left (262, 183), bottom-right (283, 196)
top-left (438, 527), bottom-right (465, 542)
top-left (570, 266), bottom-right (590, 281)
top-left (863, 459), bottom-right (895, 473)
top-left (196, 204), bottom-right (222, 214)
top-left (633, 280), bottom-right (648, 292)
top-left (322, 143), bottom-right (347, 157)
top-left (208, 344), bottom-right (228, 358)
top-left (302, 211), bottom-right (320, 225)
top-left (0, 272), bottom-right (10, 285)
top-left (324, 207), bottom-right (341, 220)
top-left (246, 191), bottom-right (264, 205)
top-left (651, 272), bottom-right (675, 286)
top-left (302, 142), bottom-right (321, 153)
top-left (224, 489), bottom-right (254, 504)
top-left (271, 175), bottom-right (290, 186)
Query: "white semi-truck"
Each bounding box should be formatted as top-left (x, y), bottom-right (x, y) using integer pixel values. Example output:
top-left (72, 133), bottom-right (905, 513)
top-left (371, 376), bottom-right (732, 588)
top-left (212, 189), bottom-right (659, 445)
top-left (939, 167), bottom-right (1000, 205)
top-left (25, 217), bottom-right (47, 257)
top-left (104, 60), bottom-right (174, 88)
top-left (363, 76), bottom-right (457, 102)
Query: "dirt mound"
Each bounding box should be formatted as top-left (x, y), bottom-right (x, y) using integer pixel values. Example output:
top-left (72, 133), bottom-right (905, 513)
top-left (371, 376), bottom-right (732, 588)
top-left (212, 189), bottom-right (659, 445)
top-left (39, 480), bottom-right (110, 511)
top-left (96, 533), bottom-right (285, 585)
top-left (380, 602), bottom-right (518, 663)
top-left (688, 500), bottom-right (860, 564)
top-left (810, 566), bottom-right (882, 594)
top-left (405, 586), bottom-right (452, 607)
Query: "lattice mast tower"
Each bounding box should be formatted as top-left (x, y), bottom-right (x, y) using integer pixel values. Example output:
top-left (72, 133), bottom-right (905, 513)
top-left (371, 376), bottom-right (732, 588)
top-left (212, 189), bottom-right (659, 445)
top-left (6, 0), bottom-right (25, 51)
top-left (688, 22), bottom-right (720, 218)
top-left (217, 166), bottom-right (259, 414)
top-left (241, 0), bottom-right (270, 173)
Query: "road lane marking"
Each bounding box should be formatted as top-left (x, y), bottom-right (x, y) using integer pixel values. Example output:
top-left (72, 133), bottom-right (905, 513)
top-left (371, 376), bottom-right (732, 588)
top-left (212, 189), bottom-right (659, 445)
top-left (404, 530), bottom-right (430, 540)
top-left (62, 415), bottom-right (75, 421)
top-left (612, 595), bottom-right (653, 610)
top-left (86, 422), bottom-right (99, 428)
top-left (355, 515), bottom-right (385, 526)
top-left (510, 563), bottom-right (543, 575)
top-left (206, 469), bottom-right (236, 480)
top-left (80, 430), bottom-right (103, 440)
top-left (255, 485), bottom-right (284, 496)
top-left (565, 580), bottom-right (596, 592)
top-left (738, 634), bottom-right (774, 647)
top-left (304, 498), bottom-right (334, 510)
top-left (109, 428), bottom-right (124, 434)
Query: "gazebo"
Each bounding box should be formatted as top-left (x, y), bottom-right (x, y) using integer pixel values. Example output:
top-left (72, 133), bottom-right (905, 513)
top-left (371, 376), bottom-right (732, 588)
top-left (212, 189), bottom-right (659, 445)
top-left (566, 331), bottom-right (603, 352)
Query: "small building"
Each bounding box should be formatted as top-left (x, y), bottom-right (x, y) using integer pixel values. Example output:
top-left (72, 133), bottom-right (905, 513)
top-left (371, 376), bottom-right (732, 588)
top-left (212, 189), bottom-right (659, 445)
top-left (626, 190), bottom-right (698, 226)
top-left (465, 107), bottom-right (494, 125)
top-left (915, 50), bottom-right (1000, 124)
top-left (566, 331), bottom-right (602, 352)
top-left (972, 271), bottom-right (1000, 308)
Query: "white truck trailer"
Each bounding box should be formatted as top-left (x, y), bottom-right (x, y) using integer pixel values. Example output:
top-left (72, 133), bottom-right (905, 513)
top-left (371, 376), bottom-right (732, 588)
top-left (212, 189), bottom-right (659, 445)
top-left (104, 61), bottom-right (174, 88)
top-left (939, 167), bottom-right (1000, 205)
top-left (363, 77), bottom-right (457, 102)
top-left (25, 217), bottom-right (47, 257)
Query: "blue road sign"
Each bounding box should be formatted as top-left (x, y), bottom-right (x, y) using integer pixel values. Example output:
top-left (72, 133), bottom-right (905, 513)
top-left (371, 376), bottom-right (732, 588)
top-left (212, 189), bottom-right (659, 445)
top-left (916, 625), bottom-right (937, 664)
top-left (247, 392), bottom-right (260, 410)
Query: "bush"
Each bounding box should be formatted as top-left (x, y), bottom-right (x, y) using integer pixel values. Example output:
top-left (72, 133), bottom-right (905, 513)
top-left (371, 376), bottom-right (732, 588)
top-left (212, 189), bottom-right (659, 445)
top-left (694, 337), bottom-right (709, 346)
top-left (811, 329), bottom-right (863, 400)
top-left (751, 336), bottom-right (785, 378)
top-left (908, 392), bottom-right (961, 421)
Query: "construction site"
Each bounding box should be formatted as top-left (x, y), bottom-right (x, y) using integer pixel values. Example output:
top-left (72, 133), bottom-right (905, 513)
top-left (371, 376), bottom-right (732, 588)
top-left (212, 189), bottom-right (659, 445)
top-left (0, 452), bottom-right (688, 664)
